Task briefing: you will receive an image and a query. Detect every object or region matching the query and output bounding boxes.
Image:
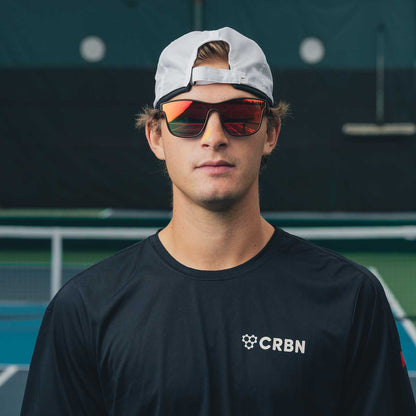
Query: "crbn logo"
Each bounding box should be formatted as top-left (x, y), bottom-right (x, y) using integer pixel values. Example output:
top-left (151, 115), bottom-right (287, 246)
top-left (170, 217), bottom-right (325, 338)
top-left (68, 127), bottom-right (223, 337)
top-left (242, 334), bottom-right (306, 354)
top-left (242, 334), bottom-right (258, 350)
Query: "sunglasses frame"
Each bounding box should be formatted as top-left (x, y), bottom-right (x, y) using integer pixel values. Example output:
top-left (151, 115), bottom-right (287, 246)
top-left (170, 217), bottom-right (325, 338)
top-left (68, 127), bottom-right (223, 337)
top-left (159, 97), bottom-right (269, 138)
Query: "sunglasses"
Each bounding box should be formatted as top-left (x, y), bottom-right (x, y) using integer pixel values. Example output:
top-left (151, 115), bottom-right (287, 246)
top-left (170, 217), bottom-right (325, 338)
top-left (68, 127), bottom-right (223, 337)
top-left (159, 98), bottom-right (268, 138)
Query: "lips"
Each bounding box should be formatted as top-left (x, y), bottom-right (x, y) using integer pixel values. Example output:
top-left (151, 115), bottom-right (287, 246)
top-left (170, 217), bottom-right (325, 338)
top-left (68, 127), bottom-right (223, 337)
top-left (197, 160), bottom-right (234, 168)
top-left (196, 160), bottom-right (235, 175)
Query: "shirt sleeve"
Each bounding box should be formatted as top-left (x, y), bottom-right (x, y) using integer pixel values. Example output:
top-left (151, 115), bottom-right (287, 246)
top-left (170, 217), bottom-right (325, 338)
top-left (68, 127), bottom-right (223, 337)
top-left (20, 282), bottom-right (107, 415)
top-left (338, 269), bottom-right (416, 415)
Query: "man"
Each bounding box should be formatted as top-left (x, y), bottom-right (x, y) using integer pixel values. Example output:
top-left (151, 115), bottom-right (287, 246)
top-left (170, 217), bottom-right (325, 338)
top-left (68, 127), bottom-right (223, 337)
top-left (21, 27), bottom-right (416, 415)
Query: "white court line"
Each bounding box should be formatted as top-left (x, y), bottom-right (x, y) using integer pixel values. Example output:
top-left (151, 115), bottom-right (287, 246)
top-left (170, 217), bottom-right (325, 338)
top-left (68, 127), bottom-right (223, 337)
top-left (369, 266), bottom-right (416, 349)
top-left (0, 363), bottom-right (29, 371)
top-left (0, 365), bottom-right (19, 387)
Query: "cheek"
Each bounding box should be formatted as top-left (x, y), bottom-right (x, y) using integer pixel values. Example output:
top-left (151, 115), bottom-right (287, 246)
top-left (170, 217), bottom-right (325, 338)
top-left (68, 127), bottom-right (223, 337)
top-left (162, 140), bottom-right (193, 181)
top-left (244, 134), bottom-right (268, 168)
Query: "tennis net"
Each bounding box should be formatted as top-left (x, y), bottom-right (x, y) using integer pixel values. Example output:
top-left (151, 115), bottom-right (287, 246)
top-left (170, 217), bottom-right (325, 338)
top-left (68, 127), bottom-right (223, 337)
top-left (0, 225), bottom-right (415, 321)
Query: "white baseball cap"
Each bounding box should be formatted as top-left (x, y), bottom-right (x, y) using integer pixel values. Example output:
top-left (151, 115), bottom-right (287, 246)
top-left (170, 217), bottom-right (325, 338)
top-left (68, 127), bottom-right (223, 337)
top-left (153, 27), bottom-right (275, 108)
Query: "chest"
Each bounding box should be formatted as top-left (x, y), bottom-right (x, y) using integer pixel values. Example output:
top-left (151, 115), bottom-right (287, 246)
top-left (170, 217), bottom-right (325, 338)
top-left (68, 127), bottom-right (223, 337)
top-left (96, 279), bottom-right (348, 415)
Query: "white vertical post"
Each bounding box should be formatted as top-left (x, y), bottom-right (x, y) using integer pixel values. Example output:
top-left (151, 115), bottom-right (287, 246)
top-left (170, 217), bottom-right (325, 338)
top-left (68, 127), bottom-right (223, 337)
top-left (50, 230), bottom-right (62, 299)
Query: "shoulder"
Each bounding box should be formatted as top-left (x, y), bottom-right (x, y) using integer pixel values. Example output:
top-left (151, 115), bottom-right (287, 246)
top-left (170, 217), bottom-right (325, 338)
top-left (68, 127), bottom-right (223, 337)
top-left (275, 227), bottom-right (384, 291)
top-left (50, 236), bottom-right (155, 313)
top-left (274, 229), bottom-right (394, 342)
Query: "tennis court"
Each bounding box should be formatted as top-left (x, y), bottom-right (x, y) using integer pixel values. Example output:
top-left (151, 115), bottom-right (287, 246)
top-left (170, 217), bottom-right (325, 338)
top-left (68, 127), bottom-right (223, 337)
top-left (2, 1), bottom-right (416, 413)
top-left (0, 210), bottom-right (415, 415)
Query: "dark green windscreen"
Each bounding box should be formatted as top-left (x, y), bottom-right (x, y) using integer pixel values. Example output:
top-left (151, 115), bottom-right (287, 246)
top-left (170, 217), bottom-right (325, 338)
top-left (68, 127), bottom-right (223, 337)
top-left (1, 0), bottom-right (415, 69)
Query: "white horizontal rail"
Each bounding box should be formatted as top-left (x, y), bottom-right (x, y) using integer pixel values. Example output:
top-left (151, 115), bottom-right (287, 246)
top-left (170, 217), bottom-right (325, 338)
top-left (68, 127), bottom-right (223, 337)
top-left (0, 225), bottom-right (416, 239)
top-left (0, 226), bottom-right (159, 239)
top-left (286, 226), bottom-right (416, 240)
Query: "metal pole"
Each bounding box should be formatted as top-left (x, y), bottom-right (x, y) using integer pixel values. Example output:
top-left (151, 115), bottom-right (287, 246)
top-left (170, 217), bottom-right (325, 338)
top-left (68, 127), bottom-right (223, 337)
top-left (50, 230), bottom-right (62, 299)
top-left (193, 0), bottom-right (203, 31)
top-left (376, 24), bottom-right (385, 124)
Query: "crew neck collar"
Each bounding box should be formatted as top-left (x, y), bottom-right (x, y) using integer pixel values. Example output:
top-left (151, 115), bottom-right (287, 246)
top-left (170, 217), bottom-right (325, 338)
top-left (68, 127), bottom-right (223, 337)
top-left (148, 225), bottom-right (281, 280)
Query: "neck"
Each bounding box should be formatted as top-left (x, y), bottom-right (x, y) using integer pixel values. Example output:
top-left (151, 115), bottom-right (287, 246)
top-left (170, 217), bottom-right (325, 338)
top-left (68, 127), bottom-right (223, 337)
top-left (158, 182), bottom-right (275, 270)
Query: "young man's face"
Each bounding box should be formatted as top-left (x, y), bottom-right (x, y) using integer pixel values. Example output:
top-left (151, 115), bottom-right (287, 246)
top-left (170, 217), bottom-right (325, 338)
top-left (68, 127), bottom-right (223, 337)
top-left (146, 60), bottom-right (280, 212)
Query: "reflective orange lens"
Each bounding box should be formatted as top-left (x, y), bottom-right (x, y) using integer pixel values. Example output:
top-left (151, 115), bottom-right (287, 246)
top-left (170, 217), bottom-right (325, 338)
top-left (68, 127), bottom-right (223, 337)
top-left (160, 98), bottom-right (267, 138)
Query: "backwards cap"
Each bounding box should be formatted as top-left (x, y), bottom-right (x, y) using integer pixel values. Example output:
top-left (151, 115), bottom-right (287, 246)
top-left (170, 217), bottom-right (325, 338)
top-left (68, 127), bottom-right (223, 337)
top-left (153, 27), bottom-right (274, 108)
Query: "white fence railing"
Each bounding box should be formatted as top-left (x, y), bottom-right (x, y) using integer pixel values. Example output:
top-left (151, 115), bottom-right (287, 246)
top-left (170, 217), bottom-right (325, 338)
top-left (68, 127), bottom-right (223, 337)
top-left (0, 226), bottom-right (159, 299)
top-left (0, 225), bottom-right (415, 299)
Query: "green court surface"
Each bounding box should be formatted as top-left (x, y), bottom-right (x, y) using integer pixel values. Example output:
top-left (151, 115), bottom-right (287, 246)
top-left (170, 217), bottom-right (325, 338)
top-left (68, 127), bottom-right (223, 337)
top-left (344, 252), bottom-right (416, 318)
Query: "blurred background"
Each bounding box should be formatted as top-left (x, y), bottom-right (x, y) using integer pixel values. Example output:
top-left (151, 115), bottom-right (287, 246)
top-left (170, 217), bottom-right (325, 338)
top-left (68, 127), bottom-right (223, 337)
top-left (0, 0), bottom-right (416, 414)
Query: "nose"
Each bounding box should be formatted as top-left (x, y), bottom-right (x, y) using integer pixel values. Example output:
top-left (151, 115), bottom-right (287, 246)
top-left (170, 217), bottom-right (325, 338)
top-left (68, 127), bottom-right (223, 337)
top-left (200, 110), bottom-right (228, 149)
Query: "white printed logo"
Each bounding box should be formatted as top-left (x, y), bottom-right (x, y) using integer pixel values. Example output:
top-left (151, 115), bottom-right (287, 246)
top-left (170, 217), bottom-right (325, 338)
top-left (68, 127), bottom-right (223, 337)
top-left (242, 334), bottom-right (306, 354)
top-left (242, 334), bottom-right (258, 350)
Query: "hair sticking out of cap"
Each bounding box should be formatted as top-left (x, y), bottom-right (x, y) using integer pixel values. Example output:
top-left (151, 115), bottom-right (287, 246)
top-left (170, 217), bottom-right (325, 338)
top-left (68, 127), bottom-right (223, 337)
top-left (193, 41), bottom-right (230, 68)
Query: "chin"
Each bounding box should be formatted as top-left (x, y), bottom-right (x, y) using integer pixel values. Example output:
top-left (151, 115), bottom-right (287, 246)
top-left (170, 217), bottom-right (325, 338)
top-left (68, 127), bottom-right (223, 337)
top-left (198, 193), bottom-right (241, 212)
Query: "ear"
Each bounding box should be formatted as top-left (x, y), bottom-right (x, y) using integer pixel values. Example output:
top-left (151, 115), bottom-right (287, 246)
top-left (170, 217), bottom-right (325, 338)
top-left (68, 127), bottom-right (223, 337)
top-left (263, 119), bottom-right (281, 157)
top-left (145, 122), bottom-right (166, 161)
